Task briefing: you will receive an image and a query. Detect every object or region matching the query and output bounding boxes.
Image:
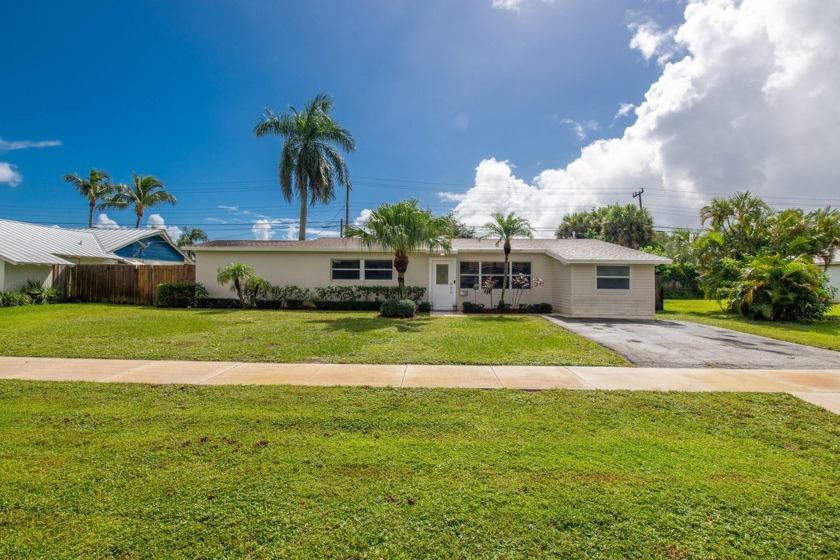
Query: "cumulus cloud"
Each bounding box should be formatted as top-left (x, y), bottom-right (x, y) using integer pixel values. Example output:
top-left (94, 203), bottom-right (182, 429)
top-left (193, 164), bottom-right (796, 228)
top-left (449, 0), bottom-right (840, 234)
top-left (95, 214), bottom-right (122, 229)
top-left (147, 214), bottom-right (182, 241)
top-left (252, 219), bottom-right (276, 240)
top-left (628, 19), bottom-right (678, 64)
top-left (0, 162), bottom-right (22, 187)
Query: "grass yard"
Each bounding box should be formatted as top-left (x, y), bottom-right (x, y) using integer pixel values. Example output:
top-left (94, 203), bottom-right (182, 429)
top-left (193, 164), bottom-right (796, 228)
top-left (658, 299), bottom-right (840, 352)
top-left (0, 382), bottom-right (838, 558)
top-left (0, 304), bottom-right (625, 366)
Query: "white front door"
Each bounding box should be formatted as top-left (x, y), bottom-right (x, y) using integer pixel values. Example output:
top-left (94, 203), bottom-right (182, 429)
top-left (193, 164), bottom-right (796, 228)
top-left (429, 259), bottom-right (456, 311)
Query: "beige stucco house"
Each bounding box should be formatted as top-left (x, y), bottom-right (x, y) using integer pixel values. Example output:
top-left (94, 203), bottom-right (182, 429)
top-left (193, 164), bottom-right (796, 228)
top-left (193, 238), bottom-right (671, 319)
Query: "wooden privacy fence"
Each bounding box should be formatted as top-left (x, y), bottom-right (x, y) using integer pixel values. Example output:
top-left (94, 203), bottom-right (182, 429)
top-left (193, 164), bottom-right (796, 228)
top-left (55, 264), bottom-right (195, 306)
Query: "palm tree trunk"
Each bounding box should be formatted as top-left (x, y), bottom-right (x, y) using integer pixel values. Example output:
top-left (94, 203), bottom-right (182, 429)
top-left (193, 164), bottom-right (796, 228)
top-left (135, 212), bottom-right (142, 229)
top-left (394, 252), bottom-right (409, 299)
top-left (500, 241), bottom-right (511, 307)
top-left (298, 189), bottom-right (308, 241)
top-left (88, 201), bottom-right (95, 228)
top-left (234, 279), bottom-right (246, 309)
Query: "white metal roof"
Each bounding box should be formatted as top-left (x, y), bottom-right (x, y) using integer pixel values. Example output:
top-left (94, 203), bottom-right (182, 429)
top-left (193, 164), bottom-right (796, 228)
top-left (0, 219), bottom-right (119, 265)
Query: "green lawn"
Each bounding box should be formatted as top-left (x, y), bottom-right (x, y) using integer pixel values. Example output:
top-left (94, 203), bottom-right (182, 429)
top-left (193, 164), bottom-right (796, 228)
top-left (0, 304), bottom-right (625, 366)
top-left (658, 299), bottom-right (840, 352)
top-left (0, 382), bottom-right (837, 558)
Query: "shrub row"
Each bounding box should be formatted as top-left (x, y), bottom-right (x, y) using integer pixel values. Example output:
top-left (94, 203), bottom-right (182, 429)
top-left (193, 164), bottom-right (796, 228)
top-left (156, 283), bottom-right (209, 308)
top-left (0, 280), bottom-right (61, 308)
top-left (462, 301), bottom-right (553, 314)
top-left (380, 299), bottom-right (416, 318)
top-left (313, 285), bottom-right (426, 303)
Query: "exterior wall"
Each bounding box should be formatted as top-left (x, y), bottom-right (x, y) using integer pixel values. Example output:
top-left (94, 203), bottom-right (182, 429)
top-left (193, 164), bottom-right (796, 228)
top-left (827, 264), bottom-right (840, 303)
top-left (550, 260), bottom-right (572, 314)
top-left (454, 252), bottom-right (553, 309)
top-left (196, 250), bottom-right (429, 298)
top-left (566, 264), bottom-right (656, 319)
top-left (3, 262), bottom-right (53, 290)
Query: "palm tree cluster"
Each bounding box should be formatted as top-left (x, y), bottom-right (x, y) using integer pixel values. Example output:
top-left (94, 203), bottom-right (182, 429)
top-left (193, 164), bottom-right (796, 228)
top-left (254, 93), bottom-right (356, 240)
top-left (555, 204), bottom-right (654, 249)
top-left (64, 169), bottom-right (177, 229)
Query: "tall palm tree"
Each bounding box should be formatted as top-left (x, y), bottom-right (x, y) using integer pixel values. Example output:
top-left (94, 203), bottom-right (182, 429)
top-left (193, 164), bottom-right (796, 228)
top-left (254, 93), bottom-right (356, 240)
top-left (345, 199), bottom-right (451, 299)
top-left (483, 212), bottom-right (533, 307)
top-left (102, 173), bottom-right (177, 228)
top-left (63, 168), bottom-right (118, 227)
top-left (217, 262), bottom-right (256, 309)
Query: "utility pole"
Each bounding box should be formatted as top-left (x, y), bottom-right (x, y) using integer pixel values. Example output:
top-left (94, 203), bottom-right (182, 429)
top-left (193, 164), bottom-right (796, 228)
top-left (344, 182), bottom-right (351, 238)
top-left (632, 188), bottom-right (644, 209)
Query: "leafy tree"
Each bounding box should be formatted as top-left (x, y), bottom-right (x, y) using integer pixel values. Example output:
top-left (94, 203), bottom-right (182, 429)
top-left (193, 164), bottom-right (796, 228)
top-left (102, 173), bottom-right (177, 228)
top-left (63, 168), bottom-right (119, 228)
top-left (176, 227), bottom-right (208, 248)
top-left (601, 204), bottom-right (655, 249)
top-left (699, 191), bottom-right (771, 258)
top-left (216, 263), bottom-right (256, 309)
top-left (483, 212), bottom-right (533, 308)
top-left (345, 199), bottom-right (451, 300)
top-left (254, 93), bottom-right (356, 240)
top-left (441, 212), bottom-right (476, 238)
top-left (728, 255), bottom-right (834, 322)
top-left (555, 207), bottom-right (608, 239)
top-left (810, 207), bottom-right (840, 271)
top-left (555, 204), bottom-right (653, 249)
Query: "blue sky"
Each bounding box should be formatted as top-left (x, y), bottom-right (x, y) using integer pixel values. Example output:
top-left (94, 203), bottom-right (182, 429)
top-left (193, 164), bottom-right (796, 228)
top-left (2, 0), bottom-right (837, 239)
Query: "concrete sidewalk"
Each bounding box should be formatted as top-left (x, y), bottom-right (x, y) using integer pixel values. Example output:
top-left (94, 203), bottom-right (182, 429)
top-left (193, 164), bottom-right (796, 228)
top-left (1, 356), bottom-right (839, 414)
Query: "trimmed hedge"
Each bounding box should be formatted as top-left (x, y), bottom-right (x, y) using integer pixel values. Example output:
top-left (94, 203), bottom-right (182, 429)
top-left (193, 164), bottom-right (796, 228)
top-left (156, 283), bottom-right (209, 308)
top-left (380, 299), bottom-right (417, 318)
top-left (314, 285), bottom-right (426, 303)
top-left (462, 302), bottom-right (485, 313)
top-left (417, 301), bottom-right (431, 313)
top-left (312, 300), bottom-right (383, 311)
top-left (194, 298), bottom-right (241, 309)
top-left (519, 303), bottom-right (553, 314)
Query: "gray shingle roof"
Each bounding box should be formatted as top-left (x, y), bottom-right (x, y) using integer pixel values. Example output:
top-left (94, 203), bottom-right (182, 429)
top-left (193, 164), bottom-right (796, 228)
top-left (194, 237), bottom-right (671, 264)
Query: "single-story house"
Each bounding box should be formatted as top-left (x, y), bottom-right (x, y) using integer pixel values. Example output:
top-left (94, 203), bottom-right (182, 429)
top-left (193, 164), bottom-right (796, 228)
top-left (815, 252), bottom-right (840, 303)
top-left (0, 219), bottom-right (189, 291)
top-left (193, 238), bottom-right (671, 319)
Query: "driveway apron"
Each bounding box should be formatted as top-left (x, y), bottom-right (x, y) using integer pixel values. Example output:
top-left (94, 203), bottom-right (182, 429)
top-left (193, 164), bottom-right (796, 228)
top-left (546, 316), bottom-right (840, 369)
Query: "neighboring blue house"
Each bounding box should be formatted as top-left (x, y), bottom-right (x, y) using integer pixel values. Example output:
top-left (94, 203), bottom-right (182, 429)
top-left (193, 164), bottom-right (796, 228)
top-left (86, 229), bottom-right (188, 264)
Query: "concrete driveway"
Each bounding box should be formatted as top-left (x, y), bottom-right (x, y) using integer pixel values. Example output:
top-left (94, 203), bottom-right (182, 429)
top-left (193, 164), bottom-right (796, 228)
top-left (547, 317), bottom-right (840, 369)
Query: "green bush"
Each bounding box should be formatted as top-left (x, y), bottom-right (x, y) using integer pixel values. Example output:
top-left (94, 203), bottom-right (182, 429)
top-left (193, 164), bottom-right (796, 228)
top-left (156, 283), bottom-right (209, 308)
top-left (380, 299), bottom-right (416, 318)
top-left (519, 303), bottom-right (553, 314)
top-left (313, 285), bottom-right (426, 303)
top-left (20, 279), bottom-right (60, 304)
top-left (462, 302), bottom-right (485, 313)
top-left (194, 298), bottom-right (241, 309)
top-left (417, 301), bottom-right (431, 313)
top-left (269, 285), bottom-right (312, 308)
top-left (0, 290), bottom-right (32, 307)
top-left (312, 301), bottom-right (383, 311)
top-left (727, 254), bottom-right (835, 322)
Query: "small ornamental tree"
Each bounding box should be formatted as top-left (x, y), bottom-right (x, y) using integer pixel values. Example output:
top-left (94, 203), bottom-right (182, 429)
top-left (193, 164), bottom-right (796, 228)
top-left (727, 254), bottom-right (835, 323)
top-left (216, 263), bottom-right (256, 308)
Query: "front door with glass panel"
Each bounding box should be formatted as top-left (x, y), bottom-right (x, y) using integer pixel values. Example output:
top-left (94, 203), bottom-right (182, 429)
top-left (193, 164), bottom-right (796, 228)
top-left (429, 259), bottom-right (456, 310)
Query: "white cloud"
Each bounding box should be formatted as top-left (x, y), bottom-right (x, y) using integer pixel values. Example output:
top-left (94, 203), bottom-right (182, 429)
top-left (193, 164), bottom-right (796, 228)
top-left (146, 214), bottom-right (182, 241)
top-left (0, 138), bottom-right (62, 153)
top-left (95, 214), bottom-right (122, 229)
top-left (252, 219), bottom-right (276, 240)
top-left (492, 0), bottom-right (552, 13)
top-left (0, 162), bottom-right (22, 187)
top-left (353, 209), bottom-right (372, 228)
top-left (561, 119), bottom-right (600, 141)
top-left (614, 102), bottom-right (635, 121)
top-left (628, 19), bottom-right (678, 64)
top-left (449, 0), bottom-right (840, 233)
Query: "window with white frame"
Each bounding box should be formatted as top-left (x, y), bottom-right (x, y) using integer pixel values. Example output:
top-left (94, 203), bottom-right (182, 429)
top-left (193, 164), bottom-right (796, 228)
top-left (459, 261), bottom-right (531, 289)
top-left (596, 265), bottom-right (630, 290)
top-left (331, 259), bottom-right (393, 281)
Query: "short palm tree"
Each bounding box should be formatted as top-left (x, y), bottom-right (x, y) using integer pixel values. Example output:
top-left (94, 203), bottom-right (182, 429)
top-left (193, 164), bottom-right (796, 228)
top-left (63, 168), bottom-right (118, 227)
top-left (345, 199), bottom-right (451, 299)
top-left (254, 93), bottom-right (356, 240)
top-left (217, 262), bottom-right (256, 309)
top-left (103, 173), bottom-right (177, 228)
top-left (176, 227), bottom-right (208, 248)
top-left (483, 212), bottom-right (533, 307)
